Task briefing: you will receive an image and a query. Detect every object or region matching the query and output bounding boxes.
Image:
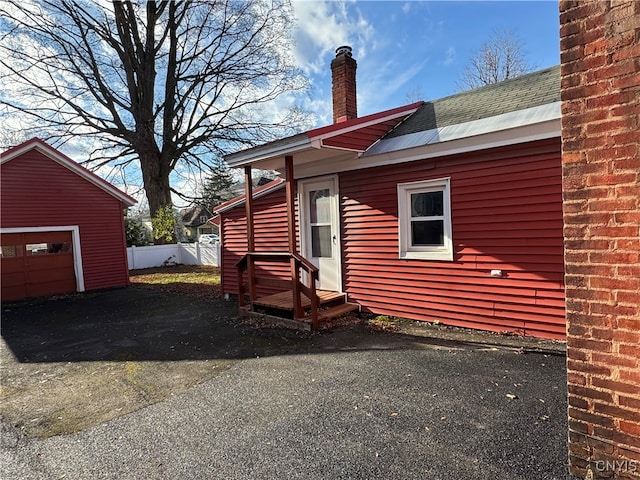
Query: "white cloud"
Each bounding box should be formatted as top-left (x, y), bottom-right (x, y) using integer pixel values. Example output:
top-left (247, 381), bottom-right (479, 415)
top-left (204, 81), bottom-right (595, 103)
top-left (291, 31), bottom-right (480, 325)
top-left (289, 1), bottom-right (386, 124)
top-left (357, 58), bottom-right (428, 114)
top-left (443, 46), bottom-right (456, 65)
top-left (291, 0), bottom-right (375, 75)
top-left (402, 2), bottom-right (411, 14)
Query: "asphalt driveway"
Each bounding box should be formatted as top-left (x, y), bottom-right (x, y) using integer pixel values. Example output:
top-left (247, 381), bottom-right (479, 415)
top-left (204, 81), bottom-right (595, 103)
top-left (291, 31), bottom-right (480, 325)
top-left (1, 286), bottom-right (575, 479)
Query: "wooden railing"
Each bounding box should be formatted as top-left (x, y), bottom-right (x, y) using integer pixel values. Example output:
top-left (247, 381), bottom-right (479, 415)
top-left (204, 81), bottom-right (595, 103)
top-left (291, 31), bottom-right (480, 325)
top-left (235, 251), bottom-right (320, 329)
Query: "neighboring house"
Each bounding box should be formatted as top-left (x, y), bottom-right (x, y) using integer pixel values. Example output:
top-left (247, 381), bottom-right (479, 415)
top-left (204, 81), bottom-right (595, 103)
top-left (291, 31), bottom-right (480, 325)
top-left (179, 205), bottom-right (217, 242)
top-left (1, 138), bottom-right (136, 302)
top-left (127, 210), bottom-right (153, 240)
top-left (218, 46), bottom-right (564, 338)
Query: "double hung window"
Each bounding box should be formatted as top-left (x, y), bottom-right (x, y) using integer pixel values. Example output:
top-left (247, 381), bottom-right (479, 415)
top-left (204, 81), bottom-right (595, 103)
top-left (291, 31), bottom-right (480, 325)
top-left (397, 177), bottom-right (453, 261)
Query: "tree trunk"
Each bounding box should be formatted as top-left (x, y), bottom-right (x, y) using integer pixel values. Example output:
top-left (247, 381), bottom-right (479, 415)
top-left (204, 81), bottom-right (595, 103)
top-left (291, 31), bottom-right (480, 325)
top-left (140, 149), bottom-right (174, 244)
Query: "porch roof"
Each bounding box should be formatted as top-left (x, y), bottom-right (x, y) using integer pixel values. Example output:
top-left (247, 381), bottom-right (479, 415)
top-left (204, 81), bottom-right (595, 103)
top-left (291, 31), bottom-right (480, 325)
top-left (223, 102), bottom-right (424, 171)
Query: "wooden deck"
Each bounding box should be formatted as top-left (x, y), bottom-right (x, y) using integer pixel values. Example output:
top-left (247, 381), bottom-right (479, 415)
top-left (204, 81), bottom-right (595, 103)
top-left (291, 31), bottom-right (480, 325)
top-left (252, 289), bottom-right (345, 310)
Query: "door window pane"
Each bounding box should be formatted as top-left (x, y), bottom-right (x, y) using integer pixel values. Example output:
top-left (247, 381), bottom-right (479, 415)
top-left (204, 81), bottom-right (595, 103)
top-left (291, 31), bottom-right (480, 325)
top-left (311, 225), bottom-right (332, 257)
top-left (411, 220), bottom-right (444, 246)
top-left (26, 242), bottom-right (72, 255)
top-left (0, 245), bottom-right (22, 258)
top-left (309, 189), bottom-right (331, 224)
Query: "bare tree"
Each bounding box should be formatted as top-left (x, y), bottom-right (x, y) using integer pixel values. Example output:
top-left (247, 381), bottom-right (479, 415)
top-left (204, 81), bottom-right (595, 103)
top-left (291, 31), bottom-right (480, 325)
top-left (405, 85), bottom-right (425, 104)
top-left (0, 130), bottom-right (30, 151)
top-left (457, 29), bottom-right (535, 91)
top-left (0, 0), bottom-right (307, 241)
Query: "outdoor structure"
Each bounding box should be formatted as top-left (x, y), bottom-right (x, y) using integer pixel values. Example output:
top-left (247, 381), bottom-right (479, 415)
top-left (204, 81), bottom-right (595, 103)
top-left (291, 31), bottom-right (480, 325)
top-left (179, 205), bottom-right (217, 242)
top-left (219, 46), bottom-right (566, 337)
top-left (1, 138), bottom-right (136, 301)
top-left (560, 1), bottom-right (640, 478)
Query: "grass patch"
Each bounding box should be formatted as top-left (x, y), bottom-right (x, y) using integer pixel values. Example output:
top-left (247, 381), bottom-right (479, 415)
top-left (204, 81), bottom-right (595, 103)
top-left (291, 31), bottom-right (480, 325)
top-left (130, 265), bottom-right (221, 298)
top-left (365, 314), bottom-right (415, 332)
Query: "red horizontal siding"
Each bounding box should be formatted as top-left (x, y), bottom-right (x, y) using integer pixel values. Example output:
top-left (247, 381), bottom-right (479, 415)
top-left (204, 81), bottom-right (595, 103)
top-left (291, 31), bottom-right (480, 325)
top-left (339, 138), bottom-right (565, 339)
top-left (220, 187), bottom-right (293, 296)
top-left (1, 150), bottom-right (129, 291)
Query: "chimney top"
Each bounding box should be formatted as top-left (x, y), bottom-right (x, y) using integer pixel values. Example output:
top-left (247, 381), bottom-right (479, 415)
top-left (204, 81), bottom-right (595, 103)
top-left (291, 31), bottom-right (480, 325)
top-left (331, 45), bottom-right (357, 123)
top-left (335, 45), bottom-right (353, 57)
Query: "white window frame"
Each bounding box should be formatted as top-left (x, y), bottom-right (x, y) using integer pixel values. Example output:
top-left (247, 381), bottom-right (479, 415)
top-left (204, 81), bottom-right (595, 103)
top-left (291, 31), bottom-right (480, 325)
top-left (397, 177), bottom-right (453, 261)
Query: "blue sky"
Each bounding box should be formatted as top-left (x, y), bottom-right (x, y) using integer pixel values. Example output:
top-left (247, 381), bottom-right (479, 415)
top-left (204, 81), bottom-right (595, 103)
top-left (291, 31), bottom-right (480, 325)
top-left (290, 1), bottom-right (561, 126)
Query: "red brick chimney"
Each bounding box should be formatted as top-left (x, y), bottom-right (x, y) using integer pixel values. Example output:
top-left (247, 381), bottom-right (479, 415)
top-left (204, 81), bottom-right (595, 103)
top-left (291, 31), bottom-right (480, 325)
top-left (331, 46), bottom-right (357, 123)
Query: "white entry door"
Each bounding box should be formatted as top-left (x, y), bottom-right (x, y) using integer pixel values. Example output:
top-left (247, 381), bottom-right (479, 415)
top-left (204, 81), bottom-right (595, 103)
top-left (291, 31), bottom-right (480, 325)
top-left (299, 176), bottom-right (341, 292)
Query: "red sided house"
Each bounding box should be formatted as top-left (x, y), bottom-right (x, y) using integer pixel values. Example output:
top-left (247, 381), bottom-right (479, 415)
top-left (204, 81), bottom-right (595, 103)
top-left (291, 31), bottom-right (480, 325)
top-left (1, 138), bottom-right (136, 302)
top-left (218, 47), bottom-right (564, 339)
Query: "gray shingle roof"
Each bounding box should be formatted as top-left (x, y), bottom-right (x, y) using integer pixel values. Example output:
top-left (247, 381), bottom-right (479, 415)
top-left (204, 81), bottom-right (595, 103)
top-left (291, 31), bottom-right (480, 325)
top-left (386, 65), bottom-right (560, 138)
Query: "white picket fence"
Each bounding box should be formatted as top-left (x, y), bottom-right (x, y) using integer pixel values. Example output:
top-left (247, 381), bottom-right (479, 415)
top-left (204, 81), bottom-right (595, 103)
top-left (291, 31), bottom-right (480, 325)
top-left (127, 242), bottom-right (219, 270)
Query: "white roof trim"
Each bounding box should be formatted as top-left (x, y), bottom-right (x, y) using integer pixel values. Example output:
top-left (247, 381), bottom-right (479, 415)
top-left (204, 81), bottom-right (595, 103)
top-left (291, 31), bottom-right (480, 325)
top-left (365, 101), bottom-right (561, 157)
top-left (1, 140), bottom-right (136, 207)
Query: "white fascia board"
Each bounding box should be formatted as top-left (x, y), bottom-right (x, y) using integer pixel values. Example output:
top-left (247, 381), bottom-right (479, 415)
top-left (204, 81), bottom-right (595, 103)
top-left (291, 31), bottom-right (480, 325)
top-left (224, 134), bottom-right (312, 168)
top-left (310, 137), bottom-right (364, 153)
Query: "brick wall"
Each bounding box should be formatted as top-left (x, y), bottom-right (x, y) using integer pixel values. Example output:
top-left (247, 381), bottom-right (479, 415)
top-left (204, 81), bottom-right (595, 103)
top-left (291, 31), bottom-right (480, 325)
top-left (560, 1), bottom-right (640, 478)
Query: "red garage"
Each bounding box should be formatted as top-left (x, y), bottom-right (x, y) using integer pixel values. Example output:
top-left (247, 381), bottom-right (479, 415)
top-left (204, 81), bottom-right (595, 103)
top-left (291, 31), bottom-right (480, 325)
top-left (1, 138), bottom-right (136, 302)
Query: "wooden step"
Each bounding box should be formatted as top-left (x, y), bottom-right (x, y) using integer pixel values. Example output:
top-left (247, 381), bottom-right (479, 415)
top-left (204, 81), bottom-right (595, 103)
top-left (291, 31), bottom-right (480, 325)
top-left (253, 289), bottom-right (345, 311)
top-left (316, 302), bottom-right (360, 322)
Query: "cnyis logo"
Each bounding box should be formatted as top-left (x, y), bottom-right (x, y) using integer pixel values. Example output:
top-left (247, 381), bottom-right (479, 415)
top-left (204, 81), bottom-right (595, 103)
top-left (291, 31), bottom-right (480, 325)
top-left (595, 460), bottom-right (638, 473)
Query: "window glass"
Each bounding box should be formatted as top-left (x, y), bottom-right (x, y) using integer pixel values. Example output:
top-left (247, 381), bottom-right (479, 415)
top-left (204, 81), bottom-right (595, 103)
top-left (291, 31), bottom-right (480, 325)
top-left (411, 191), bottom-right (443, 217)
top-left (311, 225), bottom-right (332, 258)
top-left (26, 242), bottom-right (72, 255)
top-left (411, 220), bottom-right (445, 246)
top-left (0, 245), bottom-right (22, 258)
top-left (309, 189), bottom-right (331, 224)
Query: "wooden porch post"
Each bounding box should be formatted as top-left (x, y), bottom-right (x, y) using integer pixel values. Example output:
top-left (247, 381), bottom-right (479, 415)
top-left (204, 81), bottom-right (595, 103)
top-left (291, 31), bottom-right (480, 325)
top-left (244, 165), bottom-right (256, 305)
top-left (245, 165), bottom-right (255, 251)
top-left (285, 156), bottom-right (296, 254)
top-left (285, 156), bottom-right (303, 319)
